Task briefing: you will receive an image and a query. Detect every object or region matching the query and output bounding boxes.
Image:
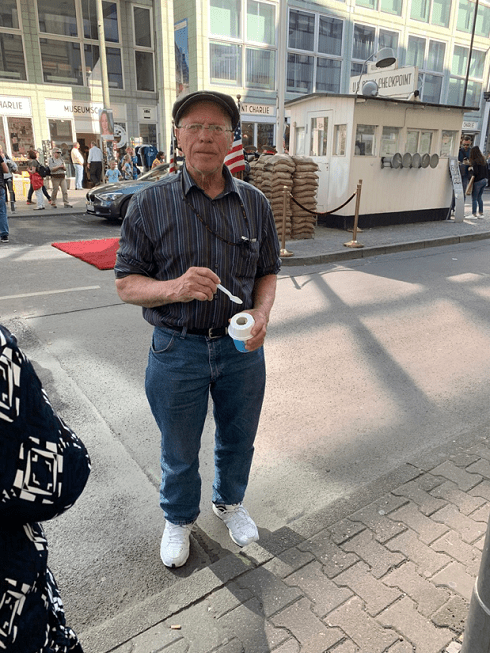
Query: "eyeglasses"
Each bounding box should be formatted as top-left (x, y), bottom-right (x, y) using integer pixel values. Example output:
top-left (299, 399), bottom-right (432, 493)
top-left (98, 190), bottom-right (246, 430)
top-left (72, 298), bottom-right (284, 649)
top-left (179, 123), bottom-right (233, 135)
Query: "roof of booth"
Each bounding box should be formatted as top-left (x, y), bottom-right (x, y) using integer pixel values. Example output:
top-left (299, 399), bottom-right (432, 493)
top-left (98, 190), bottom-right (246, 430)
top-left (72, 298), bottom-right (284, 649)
top-left (284, 92), bottom-right (478, 113)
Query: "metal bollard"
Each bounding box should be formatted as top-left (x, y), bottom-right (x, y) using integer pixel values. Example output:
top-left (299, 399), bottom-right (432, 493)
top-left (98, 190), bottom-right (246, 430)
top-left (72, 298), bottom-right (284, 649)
top-left (461, 515), bottom-right (490, 653)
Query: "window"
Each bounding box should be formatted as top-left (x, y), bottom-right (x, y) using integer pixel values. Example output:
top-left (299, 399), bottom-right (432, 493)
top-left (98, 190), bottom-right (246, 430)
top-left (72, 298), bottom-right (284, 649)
top-left (247, 0), bottom-right (275, 45)
top-left (0, 1), bottom-right (26, 81)
top-left (287, 10), bottom-right (343, 94)
top-left (457, 0), bottom-right (490, 36)
top-left (379, 29), bottom-right (399, 53)
top-left (333, 124), bottom-right (347, 155)
top-left (210, 0), bottom-right (241, 38)
top-left (40, 38), bottom-right (82, 84)
top-left (37, 0), bottom-right (122, 88)
top-left (288, 9), bottom-right (315, 51)
top-left (448, 45), bottom-right (485, 106)
top-left (133, 6), bottom-right (154, 92)
top-left (406, 129), bottom-right (433, 153)
top-left (380, 127), bottom-right (400, 155)
top-left (38, 0), bottom-right (77, 37)
top-left (357, 0), bottom-right (403, 13)
top-left (85, 44), bottom-right (123, 89)
top-left (352, 24), bottom-right (375, 61)
top-left (210, 42), bottom-right (241, 84)
top-left (440, 130), bottom-right (458, 156)
top-left (295, 126), bottom-right (306, 155)
top-left (355, 125), bottom-right (376, 156)
top-left (135, 51), bottom-right (155, 91)
top-left (82, 0), bottom-right (118, 42)
top-left (406, 37), bottom-right (445, 103)
top-left (1, 0), bottom-right (20, 29)
top-left (0, 33), bottom-right (26, 80)
top-left (210, 0), bottom-right (275, 89)
top-left (139, 123), bottom-right (157, 145)
top-left (246, 47), bottom-right (275, 89)
top-left (410, 0), bottom-right (451, 26)
top-left (310, 117), bottom-right (328, 156)
top-left (8, 117), bottom-right (34, 156)
top-left (287, 53), bottom-right (313, 93)
top-left (318, 16), bottom-right (342, 56)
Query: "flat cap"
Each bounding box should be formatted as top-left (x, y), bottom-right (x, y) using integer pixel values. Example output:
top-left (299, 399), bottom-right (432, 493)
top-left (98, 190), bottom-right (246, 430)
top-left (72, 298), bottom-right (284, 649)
top-left (173, 90), bottom-right (240, 130)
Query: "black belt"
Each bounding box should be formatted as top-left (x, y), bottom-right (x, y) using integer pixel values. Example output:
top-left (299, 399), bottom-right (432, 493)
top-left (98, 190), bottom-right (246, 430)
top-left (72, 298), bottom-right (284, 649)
top-left (164, 324), bottom-right (228, 338)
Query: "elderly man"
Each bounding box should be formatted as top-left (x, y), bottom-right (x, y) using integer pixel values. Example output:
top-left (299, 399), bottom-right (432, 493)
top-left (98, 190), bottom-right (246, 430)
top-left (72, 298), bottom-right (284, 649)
top-left (71, 142), bottom-right (85, 190)
top-left (87, 141), bottom-right (103, 186)
top-left (115, 90), bottom-right (280, 568)
top-left (48, 148), bottom-right (72, 208)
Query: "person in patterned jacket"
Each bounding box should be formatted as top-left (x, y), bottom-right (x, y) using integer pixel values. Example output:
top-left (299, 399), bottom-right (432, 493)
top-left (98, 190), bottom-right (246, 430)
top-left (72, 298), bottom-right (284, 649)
top-left (0, 324), bottom-right (91, 652)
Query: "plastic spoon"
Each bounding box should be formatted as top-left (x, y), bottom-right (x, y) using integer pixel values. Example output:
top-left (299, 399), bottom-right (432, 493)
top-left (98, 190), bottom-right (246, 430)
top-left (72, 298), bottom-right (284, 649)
top-left (217, 284), bottom-right (243, 304)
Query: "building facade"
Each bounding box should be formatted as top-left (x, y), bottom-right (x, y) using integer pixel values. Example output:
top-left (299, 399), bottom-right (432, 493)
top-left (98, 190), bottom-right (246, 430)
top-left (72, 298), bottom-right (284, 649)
top-left (0, 0), bottom-right (489, 167)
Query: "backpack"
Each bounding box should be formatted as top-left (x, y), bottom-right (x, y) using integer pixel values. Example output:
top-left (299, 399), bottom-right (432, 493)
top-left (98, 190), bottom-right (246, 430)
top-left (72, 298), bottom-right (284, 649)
top-left (6, 157), bottom-right (17, 173)
top-left (38, 164), bottom-right (50, 178)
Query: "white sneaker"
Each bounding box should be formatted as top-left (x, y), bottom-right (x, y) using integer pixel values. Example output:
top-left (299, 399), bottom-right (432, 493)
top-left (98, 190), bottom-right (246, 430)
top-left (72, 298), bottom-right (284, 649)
top-left (160, 521), bottom-right (194, 567)
top-left (212, 503), bottom-right (259, 547)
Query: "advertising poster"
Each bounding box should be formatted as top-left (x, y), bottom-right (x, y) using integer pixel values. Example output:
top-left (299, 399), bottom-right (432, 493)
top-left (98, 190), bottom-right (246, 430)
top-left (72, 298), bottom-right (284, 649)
top-left (99, 108), bottom-right (114, 139)
top-left (175, 19), bottom-right (189, 98)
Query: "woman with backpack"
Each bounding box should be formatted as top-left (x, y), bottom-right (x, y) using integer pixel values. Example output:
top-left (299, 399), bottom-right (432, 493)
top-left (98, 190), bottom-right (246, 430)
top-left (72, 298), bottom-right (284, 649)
top-left (26, 150), bottom-right (51, 206)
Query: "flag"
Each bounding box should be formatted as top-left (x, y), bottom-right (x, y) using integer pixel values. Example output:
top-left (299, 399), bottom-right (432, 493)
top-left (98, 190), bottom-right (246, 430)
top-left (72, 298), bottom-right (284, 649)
top-left (169, 128), bottom-right (177, 174)
top-left (224, 123), bottom-right (246, 175)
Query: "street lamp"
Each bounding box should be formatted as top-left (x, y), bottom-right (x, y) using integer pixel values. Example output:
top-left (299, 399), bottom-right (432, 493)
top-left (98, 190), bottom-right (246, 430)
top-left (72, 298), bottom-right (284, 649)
top-left (356, 47), bottom-right (396, 96)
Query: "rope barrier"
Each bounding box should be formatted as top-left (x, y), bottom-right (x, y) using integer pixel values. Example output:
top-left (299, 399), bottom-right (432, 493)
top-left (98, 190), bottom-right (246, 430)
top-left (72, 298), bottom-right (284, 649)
top-left (289, 191), bottom-right (357, 217)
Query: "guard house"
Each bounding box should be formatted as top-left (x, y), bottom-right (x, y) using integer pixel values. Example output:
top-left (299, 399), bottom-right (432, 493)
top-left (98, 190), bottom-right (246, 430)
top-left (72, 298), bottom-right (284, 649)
top-left (284, 92), bottom-right (474, 229)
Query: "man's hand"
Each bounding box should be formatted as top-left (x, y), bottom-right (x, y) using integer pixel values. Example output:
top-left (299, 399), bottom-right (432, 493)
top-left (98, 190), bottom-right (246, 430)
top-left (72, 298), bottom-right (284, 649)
top-left (240, 308), bottom-right (268, 351)
top-left (167, 267), bottom-right (220, 303)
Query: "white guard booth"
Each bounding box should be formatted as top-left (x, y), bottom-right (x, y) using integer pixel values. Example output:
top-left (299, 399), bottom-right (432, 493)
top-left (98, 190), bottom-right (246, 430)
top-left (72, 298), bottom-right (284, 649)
top-left (285, 93), bottom-right (474, 229)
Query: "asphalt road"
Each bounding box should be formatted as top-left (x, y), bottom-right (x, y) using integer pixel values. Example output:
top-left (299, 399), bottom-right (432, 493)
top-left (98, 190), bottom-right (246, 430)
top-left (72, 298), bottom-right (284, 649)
top-left (3, 212), bottom-right (490, 643)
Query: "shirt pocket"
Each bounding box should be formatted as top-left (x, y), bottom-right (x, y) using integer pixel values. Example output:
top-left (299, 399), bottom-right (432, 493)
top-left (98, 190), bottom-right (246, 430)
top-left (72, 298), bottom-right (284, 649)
top-left (235, 239), bottom-right (260, 282)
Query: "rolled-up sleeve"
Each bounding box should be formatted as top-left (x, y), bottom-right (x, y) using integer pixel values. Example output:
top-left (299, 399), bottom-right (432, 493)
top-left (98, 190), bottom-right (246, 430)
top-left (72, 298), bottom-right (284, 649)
top-left (114, 194), bottom-right (156, 279)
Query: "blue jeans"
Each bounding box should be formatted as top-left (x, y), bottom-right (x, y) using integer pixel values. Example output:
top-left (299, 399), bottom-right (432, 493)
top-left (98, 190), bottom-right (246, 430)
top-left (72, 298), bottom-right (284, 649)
top-left (472, 178), bottom-right (486, 214)
top-left (74, 164), bottom-right (84, 189)
top-left (145, 326), bottom-right (266, 525)
top-left (0, 188), bottom-right (8, 237)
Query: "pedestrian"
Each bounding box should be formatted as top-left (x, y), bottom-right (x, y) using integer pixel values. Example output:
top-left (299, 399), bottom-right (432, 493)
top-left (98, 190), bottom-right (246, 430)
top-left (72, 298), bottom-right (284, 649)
top-left (27, 160), bottom-right (46, 210)
top-left (0, 153), bottom-right (9, 242)
top-left (0, 324), bottom-right (91, 653)
top-left (105, 159), bottom-right (122, 184)
top-left (122, 153), bottom-right (134, 180)
top-left (468, 145), bottom-right (488, 218)
top-left (115, 90), bottom-right (281, 568)
top-left (151, 151), bottom-right (166, 168)
top-left (458, 136), bottom-right (472, 196)
top-left (48, 148), bottom-right (73, 208)
top-left (0, 145), bottom-right (17, 212)
top-left (71, 142), bottom-right (85, 190)
top-left (125, 146), bottom-right (140, 178)
top-left (87, 141), bottom-right (103, 186)
top-left (26, 150), bottom-right (51, 205)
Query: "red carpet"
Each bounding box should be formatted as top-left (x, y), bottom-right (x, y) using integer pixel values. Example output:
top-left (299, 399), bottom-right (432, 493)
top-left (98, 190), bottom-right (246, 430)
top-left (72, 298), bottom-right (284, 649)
top-left (52, 238), bottom-right (120, 270)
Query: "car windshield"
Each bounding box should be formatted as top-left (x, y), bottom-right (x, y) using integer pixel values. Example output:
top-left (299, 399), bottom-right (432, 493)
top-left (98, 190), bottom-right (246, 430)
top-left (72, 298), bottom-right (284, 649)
top-left (138, 164), bottom-right (170, 182)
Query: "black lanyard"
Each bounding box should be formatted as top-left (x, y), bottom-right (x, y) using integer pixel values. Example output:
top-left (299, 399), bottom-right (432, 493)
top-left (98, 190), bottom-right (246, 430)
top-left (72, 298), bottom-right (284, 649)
top-left (180, 172), bottom-right (256, 248)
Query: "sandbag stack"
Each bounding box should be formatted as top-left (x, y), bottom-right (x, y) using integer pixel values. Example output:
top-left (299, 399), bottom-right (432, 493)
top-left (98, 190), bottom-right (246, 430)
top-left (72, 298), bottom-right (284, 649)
top-left (290, 156), bottom-right (319, 239)
top-left (261, 154), bottom-right (296, 242)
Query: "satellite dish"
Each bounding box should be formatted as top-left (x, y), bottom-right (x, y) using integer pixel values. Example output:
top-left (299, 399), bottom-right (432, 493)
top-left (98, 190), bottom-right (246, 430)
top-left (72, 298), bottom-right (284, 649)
top-left (362, 80), bottom-right (379, 97)
top-left (430, 153), bottom-right (439, 169)
top-left (421, 153), bottom-right (431, 168)
top-left (402, 152), bottom-right (412, 168)
top-left (392, 153), bottom-right (402, 169)
top-left (412, 153), bottom-right (422, 168)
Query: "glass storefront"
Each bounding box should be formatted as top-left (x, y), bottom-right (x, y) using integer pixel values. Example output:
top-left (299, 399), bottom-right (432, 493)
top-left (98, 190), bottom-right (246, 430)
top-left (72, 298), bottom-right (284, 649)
top-left (7, 117), bottom-right (34, 157)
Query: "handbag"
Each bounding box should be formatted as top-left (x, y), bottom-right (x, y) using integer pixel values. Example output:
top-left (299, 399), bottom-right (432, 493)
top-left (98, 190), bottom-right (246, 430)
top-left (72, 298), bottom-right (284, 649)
top-left (466, 175), bottom-right (474, 196)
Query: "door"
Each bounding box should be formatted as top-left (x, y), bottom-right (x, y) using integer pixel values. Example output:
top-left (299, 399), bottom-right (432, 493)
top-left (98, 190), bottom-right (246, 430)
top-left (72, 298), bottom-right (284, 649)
top-left (307, 110), bottom-right (332, 212)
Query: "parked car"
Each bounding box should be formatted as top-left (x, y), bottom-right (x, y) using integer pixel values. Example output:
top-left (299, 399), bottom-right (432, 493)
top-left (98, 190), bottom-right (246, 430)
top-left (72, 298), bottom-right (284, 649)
top-left (85, 163), bottom-right (170, 220)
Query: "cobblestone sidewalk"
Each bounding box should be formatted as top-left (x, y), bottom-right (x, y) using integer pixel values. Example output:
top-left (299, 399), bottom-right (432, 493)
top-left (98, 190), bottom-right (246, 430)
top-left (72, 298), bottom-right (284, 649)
top-left (89, 434), bottom-right (490, 653)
